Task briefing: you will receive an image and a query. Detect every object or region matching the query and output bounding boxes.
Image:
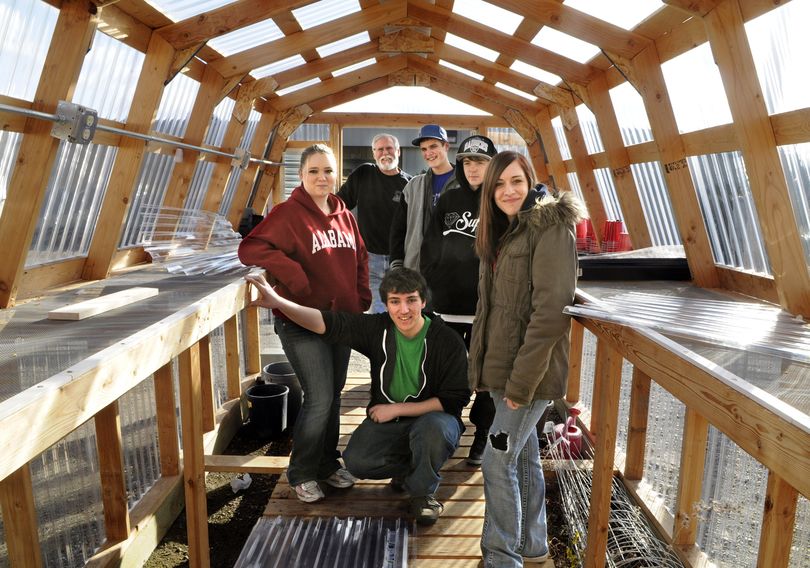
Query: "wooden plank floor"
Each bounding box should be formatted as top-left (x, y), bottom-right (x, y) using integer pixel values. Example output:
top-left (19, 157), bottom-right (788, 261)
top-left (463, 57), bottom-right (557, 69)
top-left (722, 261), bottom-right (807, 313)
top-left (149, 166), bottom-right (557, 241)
top-left (262, 374), bottom-right (554, 567)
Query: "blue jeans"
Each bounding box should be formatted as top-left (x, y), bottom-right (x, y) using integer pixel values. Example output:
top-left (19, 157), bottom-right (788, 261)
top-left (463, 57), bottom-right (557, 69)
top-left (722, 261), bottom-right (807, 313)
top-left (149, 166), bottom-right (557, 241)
top-left (367, 253), bottom-right (390, 313)
top-left (343, 411), bottom-right (462, 497)
top-left (274, 318), bottom-right (351, 486)
top-left (480, 394), bottom-right (550, 568)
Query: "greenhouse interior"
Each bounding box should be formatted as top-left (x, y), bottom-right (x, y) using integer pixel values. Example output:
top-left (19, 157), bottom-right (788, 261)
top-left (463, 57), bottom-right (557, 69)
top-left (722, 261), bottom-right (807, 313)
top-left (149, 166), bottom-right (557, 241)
top-left (0, 0), bottom-right (808, 566)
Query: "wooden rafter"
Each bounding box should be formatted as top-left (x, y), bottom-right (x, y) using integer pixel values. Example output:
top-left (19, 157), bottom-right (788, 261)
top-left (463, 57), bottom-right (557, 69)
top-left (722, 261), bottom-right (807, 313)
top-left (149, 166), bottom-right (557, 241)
top-left (211, 3), bottom-right (407, 77)
top-left (156, 0), bottom-right (313, 50)
top-left (488, 0), bottom-right (651, 59)
top-left (269, 42), bottom-right (380, 96)
top-left (407, 0), bottom-right (595, 84)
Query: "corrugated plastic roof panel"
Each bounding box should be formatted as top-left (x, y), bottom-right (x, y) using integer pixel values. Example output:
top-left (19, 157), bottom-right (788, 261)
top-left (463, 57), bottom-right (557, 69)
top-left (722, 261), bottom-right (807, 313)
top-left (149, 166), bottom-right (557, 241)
top-left (292, 0), bottom-right (360, 30)
top-left (208, 19), bottom-right (284, 57)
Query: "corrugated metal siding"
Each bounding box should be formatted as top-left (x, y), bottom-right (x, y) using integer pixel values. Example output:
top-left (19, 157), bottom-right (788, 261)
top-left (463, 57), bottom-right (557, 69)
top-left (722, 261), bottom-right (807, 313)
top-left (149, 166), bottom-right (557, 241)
top-left (631, 161), bottom-right (681, 246)
top-left (593, 167), bottom-right (624, 222)
top-left (609, 82), bottom-right (654, 146)
top-left (778, 144), bottom-right (810, 269)
top-left (27, 142), bottom-right (118, 266)
top-left (153, 72), bottom-right (200, 138)
top-left (203, 96), bottom-right (235, 147)
top-left (689, 151), bottom-right (770, 274)
top-left (551, 116), bottom-right (572, 160)
top-left (290, 123), bottom-right (330, 141)
top-left (72, 31), bottom-right (145, 122)
top-left (0, 0), bottom-right (58, 100)
top-left (576, 103), bottom-right (604, 154)
top-left (118, 153), bottom-right (175, 247)
top-left (183, 161), bottom-right (215, 211)
top-left (219, 108), bottom-right (261, 216)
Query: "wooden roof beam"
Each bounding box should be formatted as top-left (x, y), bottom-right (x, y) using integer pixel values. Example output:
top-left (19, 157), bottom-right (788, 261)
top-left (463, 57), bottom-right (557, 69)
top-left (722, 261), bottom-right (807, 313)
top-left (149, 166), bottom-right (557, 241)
top-left (269, 55), bottom-right (409, 111)
top-left (212, 3), bottom-right (406, 77)
top-left (406, 55), bottom-right (540, 117)
top-left (488, 0), bottom-right (651, 59)
top-left (156, 0), bottom-right (313, 50)
top-left (434, 41), bottom-right (538, 96)
top-left (407, 0), bottom-right (595, 85)
top-left (307, 112), bottom-right (509, 128)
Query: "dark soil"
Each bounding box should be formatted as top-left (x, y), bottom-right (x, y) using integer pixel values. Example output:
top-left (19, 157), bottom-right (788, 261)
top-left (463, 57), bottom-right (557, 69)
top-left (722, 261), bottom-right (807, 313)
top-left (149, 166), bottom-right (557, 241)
top-left (145, 423), bottom-right (576, 568)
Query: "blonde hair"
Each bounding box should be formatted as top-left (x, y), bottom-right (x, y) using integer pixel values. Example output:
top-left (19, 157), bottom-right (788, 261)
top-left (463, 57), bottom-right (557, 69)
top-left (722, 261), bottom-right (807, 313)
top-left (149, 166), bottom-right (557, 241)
top-left (298, 144), bottom-right (335, 175)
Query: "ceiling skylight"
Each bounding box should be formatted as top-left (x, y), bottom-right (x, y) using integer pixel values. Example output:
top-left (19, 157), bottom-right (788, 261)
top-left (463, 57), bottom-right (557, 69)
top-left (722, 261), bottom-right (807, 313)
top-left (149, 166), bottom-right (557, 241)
top-left (332, 59), bottom-right (377, 77)
top-left (496, 82), bottom-right (537, 101)
top-left (439, 60), bottom-right (484, 81)
top-left (208, 19), bottom-right (284, 57)
top-left (276, 78), bottom-right (321, 97)
top-left (317, 32), bottom-right (370, 57)
top-left (325, 86), bottom-right (490, 115)
top-left (452, 0), bottom-right (523, 36)
top-left (292, 0), bottom-right (361, 30)
top-left (532, 27), bottom-right (600, 64)
top-left (510, 60), bottom-right (562, 86)
top-left (444, 33), bottom-right (499, 62)
top-left (251, 55), bottom-right (307, 79)
top-left (563, 0), bottom-right (663, 30)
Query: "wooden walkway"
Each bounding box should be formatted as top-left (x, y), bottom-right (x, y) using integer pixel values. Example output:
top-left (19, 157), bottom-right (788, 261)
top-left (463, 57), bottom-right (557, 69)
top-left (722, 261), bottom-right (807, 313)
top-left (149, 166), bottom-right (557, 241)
top-left (261, 374), bottom-right (554, 567)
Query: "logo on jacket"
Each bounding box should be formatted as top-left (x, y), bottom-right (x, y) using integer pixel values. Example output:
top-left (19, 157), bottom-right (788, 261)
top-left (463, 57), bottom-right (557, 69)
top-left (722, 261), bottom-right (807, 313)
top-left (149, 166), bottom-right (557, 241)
top-left (312, 229), bottom-right (357, 253)
top-left (442, 211), bottom-right (478, 238)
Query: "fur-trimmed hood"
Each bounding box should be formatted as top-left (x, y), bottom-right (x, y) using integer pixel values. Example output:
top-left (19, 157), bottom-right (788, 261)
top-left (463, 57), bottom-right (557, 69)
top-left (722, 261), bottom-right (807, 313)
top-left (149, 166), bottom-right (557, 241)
top-left (518, 188), bottom-right (588, 232)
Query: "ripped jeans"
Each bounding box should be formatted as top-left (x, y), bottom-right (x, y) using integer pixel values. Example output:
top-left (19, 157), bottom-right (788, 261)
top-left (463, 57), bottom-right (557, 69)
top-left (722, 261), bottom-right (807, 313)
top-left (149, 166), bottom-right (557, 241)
top-left (480, 393), bottom-right (550, 568)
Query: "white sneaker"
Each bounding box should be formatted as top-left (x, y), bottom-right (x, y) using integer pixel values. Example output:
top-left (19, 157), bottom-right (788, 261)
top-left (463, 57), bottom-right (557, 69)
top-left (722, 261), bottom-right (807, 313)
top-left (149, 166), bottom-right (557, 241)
top-left (294, 481), bottom-right (324, 503)
top-left (522, 551), bottom-right (550, 563)
top-left (323, 468), bottom-right (356, 489)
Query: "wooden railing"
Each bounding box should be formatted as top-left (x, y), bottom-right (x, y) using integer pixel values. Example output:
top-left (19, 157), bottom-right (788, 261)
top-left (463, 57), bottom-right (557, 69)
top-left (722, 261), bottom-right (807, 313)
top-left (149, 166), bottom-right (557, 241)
top-left (567, 291), bottom-right (809, 568)
top-left (0, 277), bottom-right (285, 568)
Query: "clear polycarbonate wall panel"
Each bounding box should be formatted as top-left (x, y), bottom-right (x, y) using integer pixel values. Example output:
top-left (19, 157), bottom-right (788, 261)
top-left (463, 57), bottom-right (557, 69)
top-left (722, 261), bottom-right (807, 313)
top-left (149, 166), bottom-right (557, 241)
top-left (0, 130), bottom-right (22, 219)
top-left (630, 161), bottom-right (681, 246)
top-left (32, 421), bottom-right (105, 567)
top-left (746, 1), bottom-right (810, 116)
top-left (183, 161), bottom-right (215, 211)
top-left (153, 72), bottom-right (200, 138)
top-left (119, 377), bottom-right (161, 506)
top-left (593, 167), bottom-right (624, 222)
top-left (72, 31), bottom-right (145, 122)
top-left (576, 103), bottom-right (604, 154)
top-left (551, 115), bottom-right (572, 160)
top-left (777, 143), bottom-right (810, 268)
top-left (688, 152), bottom-right (770, 274)
top-left (290, 123), bottom-right (330, 141)
top-left (609, 81), bottom-right (653, 146)
top-left (203, 96), bottom-right (235, 147)
top-left (487, 127), bottom-right (527, 157)
top-left (661, 43), bottom-right (733, 134)
top-left (27, 142), bottom-right (117, 266)
top-left (566, 172), bottom-right (585, 205)
top-left (0, 0), bottom-right (58, 100)
top-left (119, 152), bottom-right (175, 247)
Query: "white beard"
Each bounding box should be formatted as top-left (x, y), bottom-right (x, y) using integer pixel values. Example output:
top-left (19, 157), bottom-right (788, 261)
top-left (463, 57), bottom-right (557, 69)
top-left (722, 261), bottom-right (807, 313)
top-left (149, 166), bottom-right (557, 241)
top-left (376, 156), bottom-right (399, 172)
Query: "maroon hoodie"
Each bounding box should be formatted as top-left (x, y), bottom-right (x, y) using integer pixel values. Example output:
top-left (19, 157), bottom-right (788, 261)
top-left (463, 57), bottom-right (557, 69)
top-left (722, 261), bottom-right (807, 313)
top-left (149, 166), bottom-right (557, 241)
top-left (238, 186), bottom-right (371, 315)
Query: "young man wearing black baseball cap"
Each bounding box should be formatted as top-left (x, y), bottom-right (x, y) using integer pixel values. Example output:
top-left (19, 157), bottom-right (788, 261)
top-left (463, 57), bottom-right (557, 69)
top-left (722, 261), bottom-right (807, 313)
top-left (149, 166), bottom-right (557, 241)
top-left (389, 124), bottom-right (459, 271)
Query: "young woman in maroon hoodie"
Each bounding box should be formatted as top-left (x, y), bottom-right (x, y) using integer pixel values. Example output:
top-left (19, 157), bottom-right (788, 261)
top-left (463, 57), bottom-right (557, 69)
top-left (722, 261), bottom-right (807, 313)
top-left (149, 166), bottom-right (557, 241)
top-left (238, 144), bottom-right (372, 503)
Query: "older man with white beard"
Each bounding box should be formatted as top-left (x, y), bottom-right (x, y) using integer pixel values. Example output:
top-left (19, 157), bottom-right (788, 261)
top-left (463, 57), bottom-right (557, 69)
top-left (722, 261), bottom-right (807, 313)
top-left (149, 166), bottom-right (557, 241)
top-left (338, 133), bottom-right (412, 313)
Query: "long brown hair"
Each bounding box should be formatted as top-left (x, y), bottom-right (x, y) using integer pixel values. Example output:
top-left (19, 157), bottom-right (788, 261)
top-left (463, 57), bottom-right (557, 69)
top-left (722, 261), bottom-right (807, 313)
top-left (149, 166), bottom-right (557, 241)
top-left (475, 151), bottom-right (536, 265)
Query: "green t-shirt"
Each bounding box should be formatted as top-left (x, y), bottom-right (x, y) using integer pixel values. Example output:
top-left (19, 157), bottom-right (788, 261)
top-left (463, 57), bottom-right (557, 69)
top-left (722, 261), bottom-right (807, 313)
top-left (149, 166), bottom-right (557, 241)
top-left (389, 316), bottom-right (431, 402)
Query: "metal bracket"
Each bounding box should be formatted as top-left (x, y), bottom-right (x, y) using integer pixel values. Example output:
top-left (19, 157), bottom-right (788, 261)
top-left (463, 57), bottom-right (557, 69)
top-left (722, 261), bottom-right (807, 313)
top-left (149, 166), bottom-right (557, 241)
top-left (232, 147), bottom-right (251, 170)
top-left (50, 101), bottom-right (98, 145)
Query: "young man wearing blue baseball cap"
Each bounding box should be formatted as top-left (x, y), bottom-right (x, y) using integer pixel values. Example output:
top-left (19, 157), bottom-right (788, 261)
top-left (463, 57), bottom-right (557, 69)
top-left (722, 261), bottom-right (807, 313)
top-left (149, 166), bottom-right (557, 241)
top-left (389, 124), bottom-right (459, 271)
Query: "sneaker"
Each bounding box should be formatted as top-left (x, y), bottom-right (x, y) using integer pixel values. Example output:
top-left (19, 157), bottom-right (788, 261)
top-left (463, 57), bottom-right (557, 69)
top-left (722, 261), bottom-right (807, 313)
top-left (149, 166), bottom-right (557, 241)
top-left (467, 431), bottom-right (488, 466)
top-left (294, 480), bottom-right (324, 503)
top-left (410, 494), bottom-right (444, 525)
top-left (522, 551), bottom-right (550, 563)
top-left (323, 468), bottom-right (356, 489)
top-left (390, 476), bottom-right (406, 493)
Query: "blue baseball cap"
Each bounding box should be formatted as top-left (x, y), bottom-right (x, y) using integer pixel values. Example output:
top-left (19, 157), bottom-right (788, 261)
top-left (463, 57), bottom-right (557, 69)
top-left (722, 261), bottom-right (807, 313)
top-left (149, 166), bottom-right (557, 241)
top-left (412, 124), bottom-right (448, 146)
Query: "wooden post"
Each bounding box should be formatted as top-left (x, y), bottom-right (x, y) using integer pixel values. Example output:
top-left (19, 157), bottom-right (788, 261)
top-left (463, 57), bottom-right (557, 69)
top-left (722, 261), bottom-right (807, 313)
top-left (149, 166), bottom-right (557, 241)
top-left (0, 464), bottom-right (42, 567)
top-left (245, 306), bottom-right (262, 375)
top-left (624, 367), bottom-right (651, 481)
top-left (583, 339), bottom-right (623, 568)
top-left (94, 402), bottom-right (131, 542)
top-left (199, 115), bottom-right (250, 214)
top-left (178, 342), bottom-right (210, 568)
top-left (199, 335), bottom-right (216, 432)
top-left (0, 0), bottom-right (97, 307)
top-left (329, 122), bottom-right (343, 184)
top-left (674, 407), bottom-right (708, 546)
top-left (566, 319), bottom-right (584, 403)
top-left (83, 32), bottom-right (175, 280)
top-left (757, 470), bottom-right (798, 568)
top-left (224, 315), bottom-right (242, 400)
top-left (153, 363), bottom-right (180, 477)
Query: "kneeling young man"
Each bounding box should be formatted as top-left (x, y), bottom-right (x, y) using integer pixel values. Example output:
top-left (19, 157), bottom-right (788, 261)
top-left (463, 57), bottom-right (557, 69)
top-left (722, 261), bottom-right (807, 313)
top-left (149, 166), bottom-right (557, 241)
top-left (246, 268), bottom-right (470, 525)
